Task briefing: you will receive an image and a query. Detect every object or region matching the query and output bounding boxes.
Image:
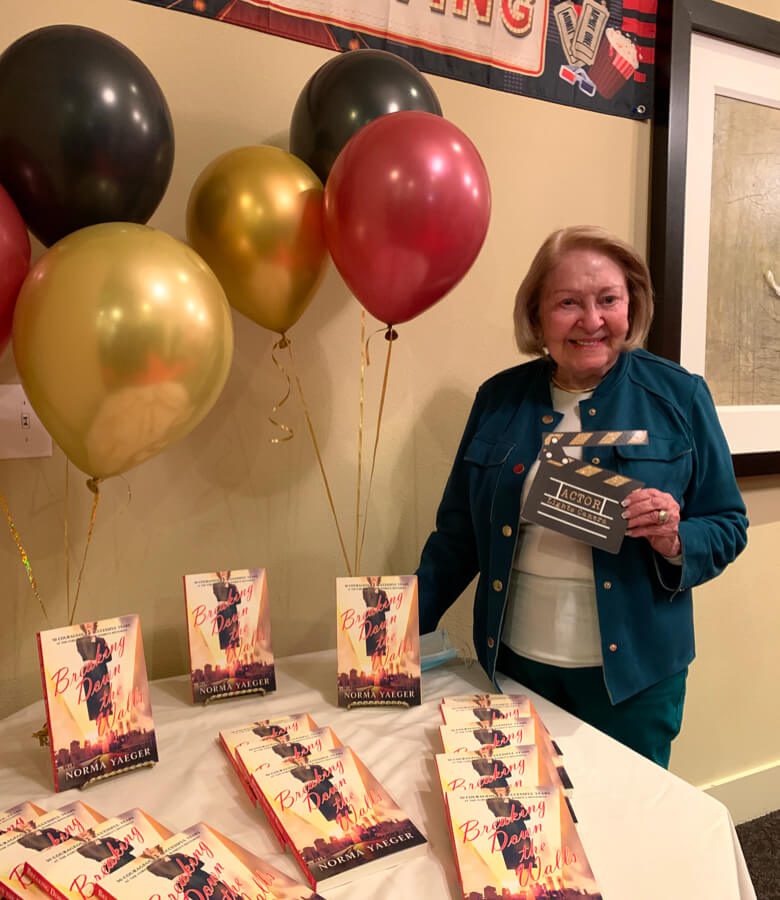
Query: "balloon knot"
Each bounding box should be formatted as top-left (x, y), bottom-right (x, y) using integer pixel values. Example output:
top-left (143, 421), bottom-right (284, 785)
top-left (86, 477), bottom-right (101, 495)
top-left (384, 327), bottom-right (399, 342)
top-left (277, 335), bottom-right (290, 350)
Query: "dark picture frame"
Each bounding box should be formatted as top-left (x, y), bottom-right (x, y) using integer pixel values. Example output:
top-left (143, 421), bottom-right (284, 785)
top-left (648, 0), bottom-right (780, 477)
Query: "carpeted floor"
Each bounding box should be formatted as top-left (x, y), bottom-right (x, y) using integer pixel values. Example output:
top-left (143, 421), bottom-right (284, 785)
top-left (736, 809), bottom-right (780, 899)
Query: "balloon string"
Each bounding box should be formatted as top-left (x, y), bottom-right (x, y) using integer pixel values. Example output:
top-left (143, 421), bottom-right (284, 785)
top-left (0, 490), bottom-right (48, 623)
top-left (286, 341), bottom-right (353, 576)
top-left (68, 478), bottom-right (102, 627)
top-left (64, 458), bottom-right (71, 622)
top-left (269, 334), bottom-right (294, 444)
top-left (354, 310), bottom-right (367, 572)
top-left (356, 326), bottom-right (397, 573)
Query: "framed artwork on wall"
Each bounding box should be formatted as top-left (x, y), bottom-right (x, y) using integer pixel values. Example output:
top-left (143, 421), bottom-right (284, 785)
top-left (649, 0), bottom-right (780, 476)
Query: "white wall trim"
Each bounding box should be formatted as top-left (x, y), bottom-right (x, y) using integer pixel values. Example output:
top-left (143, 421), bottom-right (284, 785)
top-left (700, 759), bottom-right (780, 825)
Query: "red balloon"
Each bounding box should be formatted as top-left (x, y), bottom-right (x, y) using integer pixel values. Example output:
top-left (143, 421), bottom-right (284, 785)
top-left (323, 111), bottom-right (490, 325)
top-left (0, 184), bottom-right (30, 355)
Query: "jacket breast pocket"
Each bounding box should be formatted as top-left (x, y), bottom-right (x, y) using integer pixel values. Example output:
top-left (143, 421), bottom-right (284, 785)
top-left (614, 436), bottom-right (692, 500)
top-left (463, 436), bottom-right (514, 523)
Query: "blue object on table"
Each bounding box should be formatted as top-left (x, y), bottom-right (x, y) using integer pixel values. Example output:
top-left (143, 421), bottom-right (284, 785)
top-left (420, 628), bottom-right (458, 671)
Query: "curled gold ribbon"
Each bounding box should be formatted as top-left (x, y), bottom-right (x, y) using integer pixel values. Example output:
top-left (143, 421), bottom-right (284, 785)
top-left (269, 333), bottom-right (294, 444)
top-left (0, 491), bottom-right (48, 622)
top-left (68, 478), bottom-right (102, 626)
top-left (286, 340), bottom-right (353, 576)
top-left (356, 326), bottom-right (398, 572)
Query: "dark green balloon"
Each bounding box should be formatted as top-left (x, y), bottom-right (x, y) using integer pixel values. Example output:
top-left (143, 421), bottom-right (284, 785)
top-left (290, 49), bottom-right (442, 183)
top-left (0, 25), bottom-right (174, 247)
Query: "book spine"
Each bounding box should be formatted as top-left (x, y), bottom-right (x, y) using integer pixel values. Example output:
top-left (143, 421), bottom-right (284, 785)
top-left (0, 880), bottom-right (26, 900)
top-left (21, 862), bottom-right (66, 900)
top-left (36, 631), bottom-right (60, 793)
top-left (93, 883), bottom-right (116, 900)
top-left (182, 576), bottom-right (199, 704)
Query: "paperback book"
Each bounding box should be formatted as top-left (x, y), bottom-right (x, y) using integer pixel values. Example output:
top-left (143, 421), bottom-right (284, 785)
top-left (435, 746), bottom-right (542, 796)
top-left (23, 808), bottom-right (172, 900)
top-left (249, 745), bottom-right (427, 890)
top-left (0, 802), bottom-right (105, 899)
top-left (446, 787), bottom-right (601, 898)
top-left (36, 615), bottom-right (158, 791)
top-left (219, 714), bottom-right (319, 805)
top-left (440, 693), bottom-right (535, 726)
top-left (0, 807), bottom-right (45, 840)
top-left (93, 821), bottom-right (323, 900)
top-left (336, 575), bottom-right (421, 708)
top-left (184, 568), bottom-right (276, 703)
top-left (439, 719), bottom-right (538, 753)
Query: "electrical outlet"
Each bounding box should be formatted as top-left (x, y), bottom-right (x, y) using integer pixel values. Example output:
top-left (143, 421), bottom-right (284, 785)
top-left (0, 384), bottom-right (52, 459)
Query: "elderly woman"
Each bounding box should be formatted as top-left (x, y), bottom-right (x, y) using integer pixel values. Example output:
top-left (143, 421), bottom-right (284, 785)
top-left (416, 225), bottom-right (747, 767)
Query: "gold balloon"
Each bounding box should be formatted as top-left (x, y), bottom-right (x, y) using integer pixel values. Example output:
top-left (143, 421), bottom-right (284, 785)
top-left (13, 223), bottom-right (234, 479)
top-left (186, 145), bottom-right (327, 335)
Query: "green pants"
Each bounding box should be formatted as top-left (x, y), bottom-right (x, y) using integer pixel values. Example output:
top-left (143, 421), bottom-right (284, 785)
top-left (497, 643), bottom-right (687, 768)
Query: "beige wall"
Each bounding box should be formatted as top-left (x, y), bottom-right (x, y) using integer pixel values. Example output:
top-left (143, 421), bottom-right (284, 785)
top-left (1, 0), bottom-right (777, 820)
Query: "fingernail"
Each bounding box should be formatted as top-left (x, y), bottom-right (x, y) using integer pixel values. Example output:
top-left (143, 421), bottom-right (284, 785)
top-left (621, 511), bottom-right (629, 519)
top-left (620, 499), bottom-right (629, 507)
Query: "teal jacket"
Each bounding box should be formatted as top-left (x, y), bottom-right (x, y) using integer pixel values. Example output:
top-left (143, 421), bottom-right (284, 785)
top-left (417, 350), bottom-right (748, 704)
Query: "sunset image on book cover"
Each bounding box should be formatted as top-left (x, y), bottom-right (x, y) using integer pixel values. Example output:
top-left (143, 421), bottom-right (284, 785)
top-left (336, 575), bottom-right (421, 708)
top-left (183, 568), bottom-right (276, 703)
top-left (36, 615), bottom-right (158, 792)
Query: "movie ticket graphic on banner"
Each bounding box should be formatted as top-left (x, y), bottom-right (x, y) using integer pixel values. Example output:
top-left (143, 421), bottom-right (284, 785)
top-left (130, 0), bottom-right (658, 120)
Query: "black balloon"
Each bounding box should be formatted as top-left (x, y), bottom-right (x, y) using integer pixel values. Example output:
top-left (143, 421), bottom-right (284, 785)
top-left (290, 49), bottom-right (442, 183)
top-left (0, 25), bottom-right (174, 247)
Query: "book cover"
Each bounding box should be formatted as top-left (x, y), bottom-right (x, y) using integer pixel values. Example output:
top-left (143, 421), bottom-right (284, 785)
top-left (0, 807), bottom-right (45, 839)
top-left (435, 746), bottom-right (542, 796)
top-left (183, 568), bottom-right (276, 703)
top-left (237, 727), bottom-right (343, 804)
top-left (23, 809), bottom-right (172, 900)
top-left (440, 720), bottom-right (537, 753)
top-left (219, 714), bottom-right (319, 805)
top-left (440, 693), bottom-right (534, 726)
top-left (336, 575), bottom-right (421, 708)
top-left (36, 615), bottom-right (159, 791)
top-left (0, 802), bottom-right (106, 899)
top-left (250, 746), bottom-right (427, 890)
top-left (446, 787), bottom-right (601, 898)
top-left (94, 821), bottom-right (323, 900)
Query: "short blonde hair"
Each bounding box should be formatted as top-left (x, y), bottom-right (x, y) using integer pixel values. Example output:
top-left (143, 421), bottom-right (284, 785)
top-left (513, 226), bottom-right (654, 356)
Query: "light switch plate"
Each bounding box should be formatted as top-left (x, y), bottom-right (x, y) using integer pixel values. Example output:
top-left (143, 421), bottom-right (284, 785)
top-left (0, 384), bottom-right (52, 459)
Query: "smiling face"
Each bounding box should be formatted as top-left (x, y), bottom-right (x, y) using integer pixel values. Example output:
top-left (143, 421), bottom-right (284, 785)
top-left (538, 248), bottom-right (630, 390)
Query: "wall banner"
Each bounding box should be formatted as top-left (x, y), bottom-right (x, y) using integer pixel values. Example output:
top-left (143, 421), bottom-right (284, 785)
top-left (132, 0), bottom-right (656, 119)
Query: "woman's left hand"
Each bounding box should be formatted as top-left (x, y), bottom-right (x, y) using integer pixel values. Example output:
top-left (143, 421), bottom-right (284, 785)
top-left (622, 488), bottom-right (681, 558)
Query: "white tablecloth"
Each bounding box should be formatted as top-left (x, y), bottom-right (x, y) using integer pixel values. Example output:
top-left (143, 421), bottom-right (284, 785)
top-left (0, 651), bottom-right (756, 899)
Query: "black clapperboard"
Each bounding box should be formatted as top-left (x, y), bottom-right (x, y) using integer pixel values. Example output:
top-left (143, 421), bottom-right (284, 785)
top-left (520, 431), bottom-right (648, 553)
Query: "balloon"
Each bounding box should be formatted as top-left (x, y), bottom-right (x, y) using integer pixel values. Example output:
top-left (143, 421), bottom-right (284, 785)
top-left (187, 146), bottom-right (327, 335)
top-left (0, 25), bottom-right (174, 247)
top-left (290, 49), bottom-right (442, 183)
top-left (324, 111), bottom-right (491, 325)
top-left (0, 184), bottom-right (30, 355)
top-left (12, 224), bottom-right (233, 480)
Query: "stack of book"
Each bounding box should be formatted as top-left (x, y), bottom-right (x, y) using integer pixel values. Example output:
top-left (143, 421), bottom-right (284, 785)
top-left (0, 800), bottom-right (318, 900)
top-left (220, 714), bottom-right (428, 891)
top-left (436, 693), bottom-right (602, 900)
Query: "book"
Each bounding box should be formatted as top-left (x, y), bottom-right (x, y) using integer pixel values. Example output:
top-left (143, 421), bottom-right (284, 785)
top-left (336, 575), bottom-right (421, 708)
top-left (249, 746), bottom-right (427, 890)
top-left (0, 807), bottom-right (45, 840)
top-left (446, 787), bottom-right (602, 898)
top-left (440, 692), bottom-right (535, 726)
top-left (237, 727), bottom-right (343, 806)
top-left (435, 746), bottom-right (543, 796)
top-left (0, 802), bottom-right (105, 899)
top-left (23, 808), bottom-right (172, 900)
top-left (36, 615), bottom-right (159, 791)
top-left (183, 568), bottom-right (276, 703)
top-left (219, 714), bottom-right (319, 806)
top-left (440, 720), bottom-right (538, 753)
top-left (93, 821), bottom-right (324, 900)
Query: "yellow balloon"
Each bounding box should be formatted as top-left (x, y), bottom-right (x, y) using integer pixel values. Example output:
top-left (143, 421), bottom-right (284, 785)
top-left (12, 223), bottom-right (234, 480)
top-left (186, 145), bottom-right (327, 335)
